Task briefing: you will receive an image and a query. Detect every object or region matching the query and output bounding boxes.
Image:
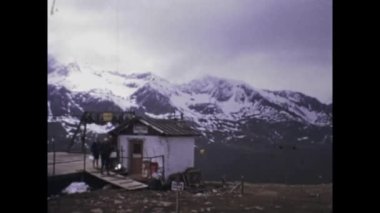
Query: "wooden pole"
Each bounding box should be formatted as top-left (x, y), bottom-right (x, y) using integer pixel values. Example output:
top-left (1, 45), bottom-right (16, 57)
top-left (120, 147), bottom-right (123, 168)
top-left (176, 190), bottom-right (180, 213)
top-left (241, 175), bottom-right (244, 195)
top-left (52, 138), bottom-right (56, 176)
top-left (162, 155), bottom-right (165, 180)
top-left (82, 122), bottom-right (87, 172)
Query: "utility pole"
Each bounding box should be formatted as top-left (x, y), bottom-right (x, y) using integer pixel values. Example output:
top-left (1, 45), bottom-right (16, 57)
top-left (82, 122), bottom-right (87, 172)
top-left (52, 138), bottom-right (56, 176)
top-left (176, 190), bottom-right (180, 213)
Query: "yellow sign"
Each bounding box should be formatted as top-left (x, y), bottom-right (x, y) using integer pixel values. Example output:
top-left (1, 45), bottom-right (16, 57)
top-left (102, 112), bottom-right (113, 122)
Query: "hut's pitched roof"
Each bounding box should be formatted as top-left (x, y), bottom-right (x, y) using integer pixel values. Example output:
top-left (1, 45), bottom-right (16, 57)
top-left (108, 116), bottom-right (199, 137)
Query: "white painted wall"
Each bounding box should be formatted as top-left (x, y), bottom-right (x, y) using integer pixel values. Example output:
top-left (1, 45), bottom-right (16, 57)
top-left (117, 135), bottom-right (195, 179)
top-left (165, 137), bottom-right (195, 177)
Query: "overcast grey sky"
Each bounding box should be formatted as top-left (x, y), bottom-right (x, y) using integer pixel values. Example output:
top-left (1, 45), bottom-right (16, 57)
top-left (48, 0), bottom-right (332, 103)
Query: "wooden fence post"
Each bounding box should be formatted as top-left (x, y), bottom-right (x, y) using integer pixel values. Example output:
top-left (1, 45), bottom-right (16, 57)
top-left (241, 176), bottom-right (244, 195)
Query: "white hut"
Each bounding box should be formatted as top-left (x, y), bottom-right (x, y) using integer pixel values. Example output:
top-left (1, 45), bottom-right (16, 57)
top-left (108, 116), bottom-right (198, 180)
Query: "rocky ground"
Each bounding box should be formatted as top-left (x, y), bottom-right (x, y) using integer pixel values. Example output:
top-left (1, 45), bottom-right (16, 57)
top-left (48, 182), bottom-right (332, 213)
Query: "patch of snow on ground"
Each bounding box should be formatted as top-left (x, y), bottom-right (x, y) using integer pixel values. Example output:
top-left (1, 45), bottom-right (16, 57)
top-left (297, 136), bottom-right (309, 141)
top-left (62, 182), bottom-right (89, 194)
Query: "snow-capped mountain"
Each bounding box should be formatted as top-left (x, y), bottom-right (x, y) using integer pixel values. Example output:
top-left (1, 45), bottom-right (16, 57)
top-left (48, 56), bottom-right (332, 148)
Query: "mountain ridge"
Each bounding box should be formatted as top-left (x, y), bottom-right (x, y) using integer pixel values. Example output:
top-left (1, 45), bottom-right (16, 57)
top-left (48, 56), bottom-right (332, 148)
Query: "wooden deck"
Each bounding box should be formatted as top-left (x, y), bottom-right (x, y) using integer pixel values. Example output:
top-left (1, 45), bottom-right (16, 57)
top-left (48, 152), bottom-right (147, 190)
top-left (86, 169), bottom-right (147, 190)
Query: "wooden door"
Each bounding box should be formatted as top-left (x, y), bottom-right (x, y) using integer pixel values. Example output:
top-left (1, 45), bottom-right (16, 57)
top-left (129, 140), bottom-right (143, 175)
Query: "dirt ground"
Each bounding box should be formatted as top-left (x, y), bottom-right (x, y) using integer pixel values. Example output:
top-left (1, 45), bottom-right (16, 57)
top-left (48, 182), bottom-right (332, 213)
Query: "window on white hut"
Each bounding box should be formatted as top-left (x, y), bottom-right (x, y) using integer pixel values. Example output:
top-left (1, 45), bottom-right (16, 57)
top-left (133, 143), bottom-right (142, 154)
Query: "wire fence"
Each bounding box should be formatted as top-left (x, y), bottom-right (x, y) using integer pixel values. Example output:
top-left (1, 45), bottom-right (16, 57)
top-left (118, 147), bottom-right (165, 179)
top-left (48, 139), bottom-right (165, 179)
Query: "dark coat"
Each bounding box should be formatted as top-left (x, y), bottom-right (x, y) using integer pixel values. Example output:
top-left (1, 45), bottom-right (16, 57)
top-left (100, 142), bottom-right (112, 158)
top-left (91, 142), bottom-right (100, 155)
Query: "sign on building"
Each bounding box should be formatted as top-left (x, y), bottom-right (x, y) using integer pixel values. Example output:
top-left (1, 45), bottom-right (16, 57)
top-left (171, 181), bottom-right (184, 191)
top-left (133, 125), bottom-right (148, 134)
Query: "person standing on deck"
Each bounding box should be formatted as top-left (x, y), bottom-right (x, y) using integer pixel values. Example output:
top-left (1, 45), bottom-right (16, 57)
top-left (90, 140), bottom-right (100, 168)
top-left (100, 140), bottom-right (112, 175)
